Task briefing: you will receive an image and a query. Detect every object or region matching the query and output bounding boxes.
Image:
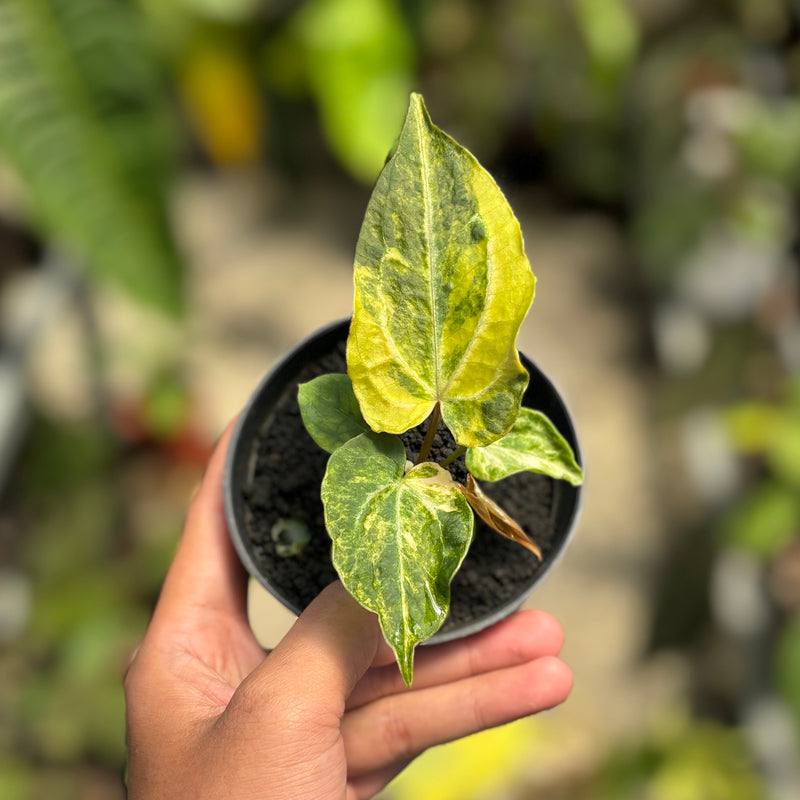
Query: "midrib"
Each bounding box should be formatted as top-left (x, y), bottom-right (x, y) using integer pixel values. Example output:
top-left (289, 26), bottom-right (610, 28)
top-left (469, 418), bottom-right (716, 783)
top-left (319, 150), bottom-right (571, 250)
top-left (415, 108), bottom-right (441, 396)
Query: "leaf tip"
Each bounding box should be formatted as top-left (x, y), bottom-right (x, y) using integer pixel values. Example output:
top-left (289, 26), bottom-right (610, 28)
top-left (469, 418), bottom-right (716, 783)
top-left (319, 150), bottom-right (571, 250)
top-left (568, 467), bottom-right (585, 487)
top-left (388, 629), bottom-right (417, 687)
top-left (398, 648), bottom-right (415, 687)
top-left (406, 91), bottom-right (430, 126)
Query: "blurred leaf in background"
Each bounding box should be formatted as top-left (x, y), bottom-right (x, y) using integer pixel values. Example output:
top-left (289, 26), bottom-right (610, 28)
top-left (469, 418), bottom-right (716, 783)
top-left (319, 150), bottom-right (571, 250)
top-left (726, 383), bottom-right (800, 489)
top-left (175, 0), bottom-right (262, 24)
top-left (573, 0), bottom-right (639, 90)
top-left (0, 413), bottom-right (203, 798)
top-left (721, 481), bottom-right (800, 562)
top-left (386, 718), bottom-right (538, 800)
top-left (736, 97), bottom-right (800, 188)
top-left (721, 382), bottom-right (800, 562)
top-left (568, 0), bottom-right (639, 200)
top-left (414, 0), bottom-right (640, 202)
top-left (0, 0), bottom-right (183, 314)
top-left (777, 616), bottom-right (800, 740)
top-left (264, 0), bottom-right (414, 183)
top-left (177, 27), bottom-right (264, 167)
top-left (591, 713), bottom-right (765, 800)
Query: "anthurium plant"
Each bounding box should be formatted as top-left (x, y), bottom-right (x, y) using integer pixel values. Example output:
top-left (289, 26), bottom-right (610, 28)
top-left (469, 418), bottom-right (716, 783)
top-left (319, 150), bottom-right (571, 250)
top-left (297, 93), bottom-right (583, 685)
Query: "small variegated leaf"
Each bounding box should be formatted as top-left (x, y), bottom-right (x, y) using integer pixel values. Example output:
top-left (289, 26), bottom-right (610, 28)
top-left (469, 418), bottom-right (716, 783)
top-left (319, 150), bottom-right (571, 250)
top-left (298, 373), bottom-right (370, 453)
top-left (322, 433), bottom-right (473, 685)
top-left (347, 92), bottom-right (535, 448)
top-left (465, 407), bottom-right (584, 485)
top-left (461, 475), bottom-right (542, 560)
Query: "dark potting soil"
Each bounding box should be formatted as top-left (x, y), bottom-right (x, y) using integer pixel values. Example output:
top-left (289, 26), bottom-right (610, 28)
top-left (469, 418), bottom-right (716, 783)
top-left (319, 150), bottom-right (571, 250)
top-left (241, 339), bottom-right (555, 635)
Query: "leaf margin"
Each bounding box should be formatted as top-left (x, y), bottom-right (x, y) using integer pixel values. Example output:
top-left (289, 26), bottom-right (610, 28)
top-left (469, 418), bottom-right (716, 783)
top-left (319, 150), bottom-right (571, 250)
top-left (465, 406), bottom-right (584, 485)
top-left (297, 372), bottom-right (370, 453)
top-left (347, 91), bottom-right (535, 448)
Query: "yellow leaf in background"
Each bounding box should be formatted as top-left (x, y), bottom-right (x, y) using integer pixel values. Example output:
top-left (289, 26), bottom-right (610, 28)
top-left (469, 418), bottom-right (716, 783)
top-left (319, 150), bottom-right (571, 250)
top-left (385, 719), bottom-right (537, 800)
top-left (723, 403), bottom-right (780, 454)
top-left (178, 34), bottom-right (263, 166)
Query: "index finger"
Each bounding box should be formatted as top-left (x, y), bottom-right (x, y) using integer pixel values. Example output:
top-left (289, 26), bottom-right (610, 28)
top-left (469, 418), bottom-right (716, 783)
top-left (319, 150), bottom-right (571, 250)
top-left (151, 420), bottom-right (247, 628)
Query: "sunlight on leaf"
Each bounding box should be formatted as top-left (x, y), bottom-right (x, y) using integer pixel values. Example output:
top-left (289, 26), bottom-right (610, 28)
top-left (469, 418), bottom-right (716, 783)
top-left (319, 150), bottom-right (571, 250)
top-left (348, 93), bottom-right (535, 447)
top-left (724, 402), bottom-right (781, 453)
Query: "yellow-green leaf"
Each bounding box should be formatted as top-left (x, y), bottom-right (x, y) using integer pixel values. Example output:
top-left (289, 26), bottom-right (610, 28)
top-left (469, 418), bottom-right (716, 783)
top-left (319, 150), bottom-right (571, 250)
top-left (466, 407), bottom-right (584, 485)
top-left (290, 0), bottom-right (414, 183)
top-left (460, 475), bottom-right (542, 560)
top-left (347, 93), bottom-right (535, 447)
top-left (298, 373), bottom-right (370, 453)
top-left (321, 432), bottom-right (473, 684)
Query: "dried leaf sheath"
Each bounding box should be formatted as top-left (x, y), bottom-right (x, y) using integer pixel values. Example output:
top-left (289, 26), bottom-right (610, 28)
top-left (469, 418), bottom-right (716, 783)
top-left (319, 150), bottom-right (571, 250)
top-left (460, 475), bottom-right (542, 560)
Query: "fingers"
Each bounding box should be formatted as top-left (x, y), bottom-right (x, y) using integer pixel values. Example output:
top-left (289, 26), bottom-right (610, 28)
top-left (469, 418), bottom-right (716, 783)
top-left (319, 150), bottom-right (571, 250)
top-left (347, 609), bottom-right (564, 709)
top-left (150, 420), bottom-right (247, 630)
top-left (342, 655), bottom-right (572, 776)
top-left (230, 582), bottom-right (382, 724)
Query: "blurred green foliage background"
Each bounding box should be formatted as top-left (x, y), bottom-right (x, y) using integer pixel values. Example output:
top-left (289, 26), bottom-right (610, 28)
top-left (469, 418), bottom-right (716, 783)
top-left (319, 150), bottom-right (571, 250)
top-left (1, 0), bottom-right (799, 797)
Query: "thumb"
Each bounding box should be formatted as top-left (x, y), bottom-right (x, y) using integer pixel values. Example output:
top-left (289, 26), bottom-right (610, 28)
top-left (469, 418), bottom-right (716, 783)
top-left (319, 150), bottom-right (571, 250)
top-left (234, 582), bottom-right (382, 721)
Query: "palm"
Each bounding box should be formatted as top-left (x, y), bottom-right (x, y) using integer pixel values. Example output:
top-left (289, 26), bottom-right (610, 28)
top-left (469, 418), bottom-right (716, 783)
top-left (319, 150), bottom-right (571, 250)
top-left (169, 606), bottom-right (405, 798)
top-left (124, 425), bottom-right (571, 800)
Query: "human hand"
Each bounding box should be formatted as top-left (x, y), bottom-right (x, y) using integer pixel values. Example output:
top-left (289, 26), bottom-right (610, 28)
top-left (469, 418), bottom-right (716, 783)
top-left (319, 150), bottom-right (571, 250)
top-left (124, 422), bottom-right (572, 800)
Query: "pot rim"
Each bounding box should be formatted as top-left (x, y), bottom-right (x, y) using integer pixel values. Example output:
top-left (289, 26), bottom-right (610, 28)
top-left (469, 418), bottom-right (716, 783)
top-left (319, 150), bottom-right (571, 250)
top-left (223, 317), bottom-right (583, 643)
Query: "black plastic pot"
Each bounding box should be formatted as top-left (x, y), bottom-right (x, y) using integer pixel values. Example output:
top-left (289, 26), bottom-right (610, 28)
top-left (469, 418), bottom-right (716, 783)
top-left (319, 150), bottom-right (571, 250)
top-left (224, 318), bottom-right (582, 644)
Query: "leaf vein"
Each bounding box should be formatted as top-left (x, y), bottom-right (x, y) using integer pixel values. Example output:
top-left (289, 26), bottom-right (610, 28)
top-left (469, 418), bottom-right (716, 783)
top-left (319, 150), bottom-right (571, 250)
top-left (415, 102), bottom-right (441, 397)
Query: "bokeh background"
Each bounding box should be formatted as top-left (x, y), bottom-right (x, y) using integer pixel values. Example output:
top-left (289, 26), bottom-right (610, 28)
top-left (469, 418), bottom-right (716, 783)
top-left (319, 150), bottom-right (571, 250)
top-left (1, 0), bottom-right (799, 797)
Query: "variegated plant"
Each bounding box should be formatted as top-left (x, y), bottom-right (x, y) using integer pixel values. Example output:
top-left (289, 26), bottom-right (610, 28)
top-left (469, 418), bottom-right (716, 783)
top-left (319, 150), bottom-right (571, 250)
top-left (297, 94), bottom-right (583, 685)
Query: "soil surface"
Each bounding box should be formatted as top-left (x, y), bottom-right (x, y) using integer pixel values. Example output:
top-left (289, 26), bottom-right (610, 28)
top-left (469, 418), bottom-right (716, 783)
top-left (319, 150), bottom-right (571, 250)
top-left (241, 338), bottom-right (556, 635)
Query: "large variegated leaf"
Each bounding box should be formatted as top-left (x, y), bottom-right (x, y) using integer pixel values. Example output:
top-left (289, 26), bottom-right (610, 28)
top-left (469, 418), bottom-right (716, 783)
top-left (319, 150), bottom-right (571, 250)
top-left (466, 407), bottom-right (584, 485)
top-left (297, 373), bottom-right (369, 453)
top-left (321, 432), bottom-right (473, 685)
top-left (347, 93), bottom-right (535, 447)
